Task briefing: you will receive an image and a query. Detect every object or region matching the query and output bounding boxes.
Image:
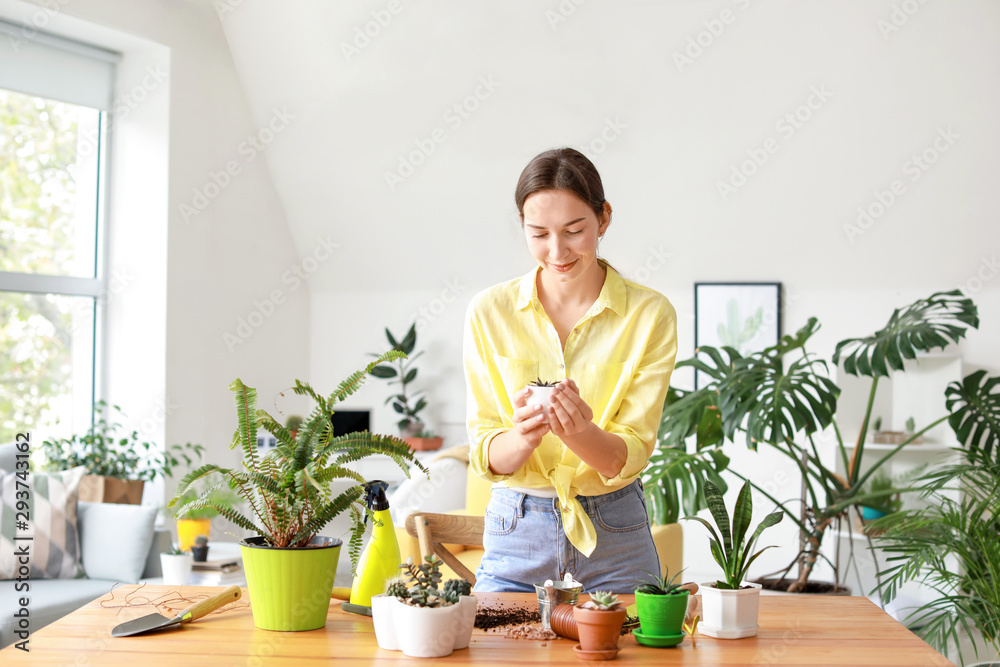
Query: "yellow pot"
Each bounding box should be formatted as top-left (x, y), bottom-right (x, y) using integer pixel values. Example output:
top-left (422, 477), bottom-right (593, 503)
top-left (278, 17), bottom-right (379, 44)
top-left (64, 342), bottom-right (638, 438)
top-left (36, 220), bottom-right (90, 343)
top-left (176, 518), bottom-right (212, 551)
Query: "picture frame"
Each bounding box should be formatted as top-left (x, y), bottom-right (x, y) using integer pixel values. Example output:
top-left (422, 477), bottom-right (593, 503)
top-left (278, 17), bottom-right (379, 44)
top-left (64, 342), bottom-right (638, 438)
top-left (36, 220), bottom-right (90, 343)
top-left (694, 282), bottom-right (782, 389)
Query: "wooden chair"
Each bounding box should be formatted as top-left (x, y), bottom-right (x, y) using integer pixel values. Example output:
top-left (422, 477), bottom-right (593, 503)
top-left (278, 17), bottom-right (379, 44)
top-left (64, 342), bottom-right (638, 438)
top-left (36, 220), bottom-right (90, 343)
top-left (404, 513), bottom-right (485, 584)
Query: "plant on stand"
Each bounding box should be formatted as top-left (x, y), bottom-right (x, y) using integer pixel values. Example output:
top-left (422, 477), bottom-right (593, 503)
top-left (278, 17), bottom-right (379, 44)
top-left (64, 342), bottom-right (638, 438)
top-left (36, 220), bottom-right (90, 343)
top-left (684, 480), bottom-right (783, 639)
top-left (658, 291), bottom-right (984, 594)
top-left (872, 370), bottom-right (1000, 666)
top-left (370, 323), bottom-right (443, 450)
top-left (42, 401), bottom-right (204, 504)
top-left (169, 350), bottom-right (426, 632)
top-left (371, 555), bottom-right (475, 658)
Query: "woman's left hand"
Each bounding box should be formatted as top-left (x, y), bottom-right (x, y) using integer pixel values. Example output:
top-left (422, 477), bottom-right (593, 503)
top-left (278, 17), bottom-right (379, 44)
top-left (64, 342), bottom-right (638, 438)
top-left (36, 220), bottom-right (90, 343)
top-left (547, 379), bottom-right (594, 439)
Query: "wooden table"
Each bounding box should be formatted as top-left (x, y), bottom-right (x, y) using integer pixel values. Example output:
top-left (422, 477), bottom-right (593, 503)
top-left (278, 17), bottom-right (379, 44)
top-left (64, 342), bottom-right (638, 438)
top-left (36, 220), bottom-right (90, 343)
top-left (1, 586), bottom-right (955, 665)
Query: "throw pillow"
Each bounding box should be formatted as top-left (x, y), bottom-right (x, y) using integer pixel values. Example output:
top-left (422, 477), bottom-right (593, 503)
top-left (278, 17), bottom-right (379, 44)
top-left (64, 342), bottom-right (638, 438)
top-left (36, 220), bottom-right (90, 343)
top-left (0, 466), bottom-right (86, 580)
top-left (77, 501), bottom-right (158, 583)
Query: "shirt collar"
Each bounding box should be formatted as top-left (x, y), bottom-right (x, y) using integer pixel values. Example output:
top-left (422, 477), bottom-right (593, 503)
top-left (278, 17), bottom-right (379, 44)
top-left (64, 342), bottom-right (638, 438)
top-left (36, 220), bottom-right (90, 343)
top-left (515, 260), bottom-right (627, 318)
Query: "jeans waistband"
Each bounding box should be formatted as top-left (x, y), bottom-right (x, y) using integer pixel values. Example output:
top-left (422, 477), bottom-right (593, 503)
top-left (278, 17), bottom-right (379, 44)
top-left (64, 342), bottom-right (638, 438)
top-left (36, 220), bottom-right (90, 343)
top-left (490, 479), bottom-right (643, 515)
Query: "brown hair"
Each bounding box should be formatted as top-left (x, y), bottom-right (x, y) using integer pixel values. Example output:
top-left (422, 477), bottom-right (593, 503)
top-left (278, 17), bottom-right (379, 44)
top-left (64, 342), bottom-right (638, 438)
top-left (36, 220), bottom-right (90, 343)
top-left (514, 148), bottom-right (606, 220)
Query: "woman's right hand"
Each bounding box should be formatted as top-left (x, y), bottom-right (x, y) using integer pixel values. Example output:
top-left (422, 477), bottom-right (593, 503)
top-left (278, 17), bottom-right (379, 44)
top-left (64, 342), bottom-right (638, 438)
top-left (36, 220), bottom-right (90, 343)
top-left (510, 388), bottom-right (551, 450)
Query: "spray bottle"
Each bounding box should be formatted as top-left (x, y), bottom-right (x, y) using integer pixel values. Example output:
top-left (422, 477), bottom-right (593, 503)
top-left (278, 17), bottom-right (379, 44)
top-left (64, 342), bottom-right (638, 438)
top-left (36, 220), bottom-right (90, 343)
top-left (341, 480), bottom-right (401, 616)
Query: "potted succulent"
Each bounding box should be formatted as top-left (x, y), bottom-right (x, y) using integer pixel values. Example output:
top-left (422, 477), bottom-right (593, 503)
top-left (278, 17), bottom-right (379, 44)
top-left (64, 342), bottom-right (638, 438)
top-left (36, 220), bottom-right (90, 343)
top-left (633, 569), bottom-right (690, 646)
top-left (169, 351), bottom-right (425, 632)
top-left (42, 400), bottom-right (204, 504)
top-left (369, 323), bottom-right (443, 450)
top-left (524, 378), bottom-right (561, 422)
top-left (573, 591), bottom-right (627, 659)
top-left (160, 546), bottom-right (193, 586)
top-left (684, 480), bottom-right (783, 638)
top-left (191, 535), bottom-right (209, 562)
top-left (372, 555), bottom-right (475, 658)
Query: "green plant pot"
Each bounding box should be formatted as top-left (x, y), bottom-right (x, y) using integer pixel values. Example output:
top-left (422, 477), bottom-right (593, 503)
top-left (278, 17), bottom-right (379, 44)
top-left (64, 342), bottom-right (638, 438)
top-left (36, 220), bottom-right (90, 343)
top-left (241, 535), bottom-right (341, 631)
top-left (635, 590), bottom-right (689, 637)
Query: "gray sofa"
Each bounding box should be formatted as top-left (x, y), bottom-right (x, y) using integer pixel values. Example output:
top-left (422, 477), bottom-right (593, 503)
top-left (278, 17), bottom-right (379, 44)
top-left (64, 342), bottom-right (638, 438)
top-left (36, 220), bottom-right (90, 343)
top-left (0, 443), bottom-right (171, 649)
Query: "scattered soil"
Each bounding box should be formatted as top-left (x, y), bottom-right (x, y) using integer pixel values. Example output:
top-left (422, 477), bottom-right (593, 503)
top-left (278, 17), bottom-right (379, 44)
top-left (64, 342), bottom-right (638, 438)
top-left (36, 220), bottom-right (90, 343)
top-left (755, 578), bottom-right (851, 595)
top-left (475, 604), bottom-right (541, 631)
top-left (505, 624), bottom-right (558, 640)
top-left (621, 615), bottom-right (639, 635)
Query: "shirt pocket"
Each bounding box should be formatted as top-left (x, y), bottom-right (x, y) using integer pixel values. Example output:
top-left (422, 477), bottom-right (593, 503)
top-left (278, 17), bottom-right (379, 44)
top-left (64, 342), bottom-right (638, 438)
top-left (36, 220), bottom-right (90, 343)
top-left (491, 354), bottom-right (539, 416)
top-left (582, 360), bottom-right (637, 427)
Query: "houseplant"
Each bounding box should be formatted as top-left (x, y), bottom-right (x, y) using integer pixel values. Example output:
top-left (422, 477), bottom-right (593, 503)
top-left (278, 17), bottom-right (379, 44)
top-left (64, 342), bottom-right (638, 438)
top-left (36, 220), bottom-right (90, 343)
top-left (42, 400), bottom-right (204, 504)
top-left (372, 555), bottom-right (475, 658)
top-left (684, 480), bottom-right (783, 638)
top-left (169, 350), bottom-right (426, 631)
top-left (633, 569), bottom-right (690, 644)
top-left (370, 323), bottom-right (443, 450)
top-left (871, 374), bottom-right (1000, 666)
top-left (573, 591), bottom-right (627, 658)
top-left (657, 290), bottom-right (983, 593)
top-left (171, 476), bottom-right (239, 550)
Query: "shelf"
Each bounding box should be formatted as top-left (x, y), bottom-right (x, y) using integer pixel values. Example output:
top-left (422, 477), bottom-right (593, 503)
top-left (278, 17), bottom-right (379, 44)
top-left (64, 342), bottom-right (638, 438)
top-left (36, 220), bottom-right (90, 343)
top-left (859, 442), bottom-right (958, 452)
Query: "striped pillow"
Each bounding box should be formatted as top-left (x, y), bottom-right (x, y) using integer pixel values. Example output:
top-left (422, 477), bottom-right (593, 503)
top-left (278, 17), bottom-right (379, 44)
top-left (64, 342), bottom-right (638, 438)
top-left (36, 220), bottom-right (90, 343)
top-left (0, 466), bottom-right (86, 580)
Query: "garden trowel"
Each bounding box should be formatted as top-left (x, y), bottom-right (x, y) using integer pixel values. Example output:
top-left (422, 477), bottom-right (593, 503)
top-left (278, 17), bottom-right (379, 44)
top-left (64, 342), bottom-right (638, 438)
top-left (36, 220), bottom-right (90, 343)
top-left (111, 585), bottom-right (241, 637)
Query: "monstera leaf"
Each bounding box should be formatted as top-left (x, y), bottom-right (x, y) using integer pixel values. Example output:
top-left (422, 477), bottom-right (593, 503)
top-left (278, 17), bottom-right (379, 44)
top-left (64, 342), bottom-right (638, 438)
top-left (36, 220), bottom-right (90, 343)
top-left (643, 446), bottom-right (730, 524)
top-left (946, 370), bottom-right (1000, 464)
top-left (833, 291), bottom-right (978, 378)
top-left (717, 319), bottom-right (839, 448)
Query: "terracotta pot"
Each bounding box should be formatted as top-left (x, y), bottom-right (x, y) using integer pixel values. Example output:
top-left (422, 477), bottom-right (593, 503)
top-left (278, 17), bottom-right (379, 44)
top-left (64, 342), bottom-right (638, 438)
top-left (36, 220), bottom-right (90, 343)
top-left (403, 437), bottom-right (443, 451)
top-left (573, 605), bottom-right (626, 652)
top-left (550, 603), bottom-right (579, 640)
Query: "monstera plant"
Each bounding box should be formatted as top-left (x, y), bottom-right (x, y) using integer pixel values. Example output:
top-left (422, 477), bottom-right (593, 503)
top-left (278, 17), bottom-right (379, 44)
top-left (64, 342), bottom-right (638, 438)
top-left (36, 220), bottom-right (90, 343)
top-left (648, 290), bottom-right (989, 593)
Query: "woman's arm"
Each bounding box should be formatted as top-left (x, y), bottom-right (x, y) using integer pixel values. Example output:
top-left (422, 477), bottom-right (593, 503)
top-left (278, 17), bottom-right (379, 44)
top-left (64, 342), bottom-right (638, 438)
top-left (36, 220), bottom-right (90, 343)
top-left (547, 380), bottom-right (628, 478)
top-left (486, 389), bottom-right (550, 475)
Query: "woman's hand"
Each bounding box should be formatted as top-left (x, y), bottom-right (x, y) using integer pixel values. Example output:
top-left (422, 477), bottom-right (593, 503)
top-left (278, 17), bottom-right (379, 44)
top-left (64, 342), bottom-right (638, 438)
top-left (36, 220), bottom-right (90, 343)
top-left (511, 387), bottom-right (551, 449)
top-left (547, 379), bottom-right (594, 439)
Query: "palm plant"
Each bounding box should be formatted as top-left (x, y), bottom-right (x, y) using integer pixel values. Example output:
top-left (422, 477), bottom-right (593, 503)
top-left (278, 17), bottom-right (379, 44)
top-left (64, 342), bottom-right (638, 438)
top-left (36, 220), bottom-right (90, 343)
top-left (871, 374), bottom-right (1000, 665)
top-left (169, 350), bottom-right (427, 567)
top-left (651, 291), bottom-right (984, 592)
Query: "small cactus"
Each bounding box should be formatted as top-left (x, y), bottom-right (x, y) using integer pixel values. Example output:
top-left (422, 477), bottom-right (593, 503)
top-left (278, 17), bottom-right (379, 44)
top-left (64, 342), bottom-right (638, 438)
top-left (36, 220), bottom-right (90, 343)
top-left (586, 591), bottom-right (621, 611)
top-left (384, 575), bottom-right (409, 599)
top-left (444, 578), bottom-right (472, 598)
top-left (194, 535), bottom-right (209, 547)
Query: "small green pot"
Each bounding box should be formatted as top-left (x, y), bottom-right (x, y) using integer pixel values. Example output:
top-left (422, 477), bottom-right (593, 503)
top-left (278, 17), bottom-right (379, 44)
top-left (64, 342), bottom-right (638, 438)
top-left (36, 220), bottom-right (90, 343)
top-left (241, 535), bottom-right (342, 631)
top-left (635, 590), bottom-right (689, 637)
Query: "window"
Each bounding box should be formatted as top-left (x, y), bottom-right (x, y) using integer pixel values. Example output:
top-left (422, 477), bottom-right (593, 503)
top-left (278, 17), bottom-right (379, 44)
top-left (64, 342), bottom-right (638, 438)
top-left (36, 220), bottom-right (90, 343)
top-left (0, 19), bottom-right (119, 444)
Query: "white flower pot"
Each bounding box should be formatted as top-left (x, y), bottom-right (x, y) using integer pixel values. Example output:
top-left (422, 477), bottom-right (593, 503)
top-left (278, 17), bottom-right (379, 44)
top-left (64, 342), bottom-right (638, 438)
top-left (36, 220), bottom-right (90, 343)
top-left (525, 386), bottom-right (556, 422)
top-left (393, 602), bottom-right (462, 658)
top-left (370, 594), bottom-right (401, 651)
top-left (160, 552), bottom-right (193, 586)
top-left (453, 595), bottom-right (478, 650)
top-left (698, 581), bottom-right (761, 639)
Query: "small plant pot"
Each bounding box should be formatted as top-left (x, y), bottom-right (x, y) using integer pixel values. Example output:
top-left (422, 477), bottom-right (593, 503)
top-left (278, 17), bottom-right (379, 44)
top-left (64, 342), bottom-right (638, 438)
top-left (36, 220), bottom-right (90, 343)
top-left (699, 581), bottom-right (762, 639)
top-left (393, 602), bottom-right (462, 658)
top-left (177, 518), bottom-right (211, 552)
top-left (453, 595), bottom-right (478, 650)
top-left (860, 506), bottom-right (888, 521)
top-left (240, 535), bottom-right (341, 631)
top-left (525, 386), bottom-right (556, 422)
top-left (160, 552), bottom-right (193, 586)
top-left (403, 437), bottom-right (443, 451)
top-left (573, 605), bottom-right (626, 653)
top-left (635, 590), bottom-right (689, 637)
top-left (191, 545), bottom-right (209, 562)
top-left (371, 594), bottom-right (402, 651)
top-left (550, 602), bottom-right (579, 640)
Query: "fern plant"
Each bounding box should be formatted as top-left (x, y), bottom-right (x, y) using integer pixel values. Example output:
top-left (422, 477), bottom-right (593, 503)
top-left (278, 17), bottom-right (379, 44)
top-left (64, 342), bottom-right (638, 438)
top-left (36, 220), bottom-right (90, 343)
top-left (168, 350), bottom-right (427, 567)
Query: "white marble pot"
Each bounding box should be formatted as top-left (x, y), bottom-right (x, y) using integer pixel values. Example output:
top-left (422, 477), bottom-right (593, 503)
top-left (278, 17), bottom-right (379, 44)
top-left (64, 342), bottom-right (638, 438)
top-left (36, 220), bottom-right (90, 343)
top-left (699, 581), bottom-right (762, 639)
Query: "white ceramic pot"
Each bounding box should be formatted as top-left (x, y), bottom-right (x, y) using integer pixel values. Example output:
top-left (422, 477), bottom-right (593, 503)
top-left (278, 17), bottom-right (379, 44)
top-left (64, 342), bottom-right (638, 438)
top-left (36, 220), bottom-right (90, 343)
top-left (370, 594), bottom-right (401, 651)
top-left (393, 602), bottom-right (462, 658)
top-left (160, 552), bottom-right (193, 586)
top-left (698, 581), bottom-right (762, 639)
top-left (525, 386), bottom-right (556, 422)
top-left (453, 595), bottom-right (478, 650)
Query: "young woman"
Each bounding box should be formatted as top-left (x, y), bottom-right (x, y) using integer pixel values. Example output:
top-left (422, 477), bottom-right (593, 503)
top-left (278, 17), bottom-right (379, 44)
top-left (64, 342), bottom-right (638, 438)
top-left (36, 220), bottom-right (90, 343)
top-left (464, 148), bottom-right (678, 593)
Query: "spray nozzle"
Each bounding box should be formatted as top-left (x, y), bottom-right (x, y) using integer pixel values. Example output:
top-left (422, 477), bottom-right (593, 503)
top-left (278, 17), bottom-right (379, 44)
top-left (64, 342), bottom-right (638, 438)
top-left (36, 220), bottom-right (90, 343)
top-left (362, 480), bottom-right (390, 524)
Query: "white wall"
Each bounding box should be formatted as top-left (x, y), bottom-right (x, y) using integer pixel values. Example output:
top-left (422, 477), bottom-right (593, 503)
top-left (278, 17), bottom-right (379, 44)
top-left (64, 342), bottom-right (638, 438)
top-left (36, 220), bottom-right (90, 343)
top-left (0, 0), bottom-right (310, 499)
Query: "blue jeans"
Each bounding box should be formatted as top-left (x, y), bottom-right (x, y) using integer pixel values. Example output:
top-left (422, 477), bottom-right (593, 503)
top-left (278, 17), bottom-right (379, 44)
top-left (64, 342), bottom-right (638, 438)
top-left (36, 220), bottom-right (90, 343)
top-left (473, 480), bottom-right (660, 594)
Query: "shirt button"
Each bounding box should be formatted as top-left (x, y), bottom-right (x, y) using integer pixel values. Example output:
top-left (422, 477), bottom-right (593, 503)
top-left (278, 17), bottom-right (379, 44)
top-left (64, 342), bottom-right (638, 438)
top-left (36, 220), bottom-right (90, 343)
top-left (559, 364), bottom-right (565, 369)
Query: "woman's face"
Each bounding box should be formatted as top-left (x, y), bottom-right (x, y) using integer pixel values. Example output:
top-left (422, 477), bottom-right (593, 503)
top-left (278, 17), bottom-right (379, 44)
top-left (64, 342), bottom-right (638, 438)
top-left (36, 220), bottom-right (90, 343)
top-left (522, 189), bottom-right (610, 285)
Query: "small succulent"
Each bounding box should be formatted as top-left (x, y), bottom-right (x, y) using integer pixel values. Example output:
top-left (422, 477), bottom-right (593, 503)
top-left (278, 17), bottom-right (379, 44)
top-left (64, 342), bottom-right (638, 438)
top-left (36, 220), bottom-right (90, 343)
top-left (635, 569), bottom-right (687, 596)
top-left (873, 415), bottom-right (883, 431)
top-left (164, 546), bottom-right (186, 556)
top-left (384, 575), bottom-right (409, 599)
top-left (443, 578), bottom-right (472, 603)
top-left (399, 555), bottom-right (450, 608)
top-left (528, 378), bottom-right (561, 387)
top-left (905, 416), bottom-right (916, 433)
top-left (194, 535), bottom-right (209, 548)
top-left (583, 591), bottom-right (621, 611)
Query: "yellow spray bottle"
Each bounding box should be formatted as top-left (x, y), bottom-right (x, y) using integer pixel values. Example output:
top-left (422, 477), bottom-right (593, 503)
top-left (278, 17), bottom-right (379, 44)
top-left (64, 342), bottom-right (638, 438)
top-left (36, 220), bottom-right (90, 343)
top-left (342, 480), bottom-right (400, 616)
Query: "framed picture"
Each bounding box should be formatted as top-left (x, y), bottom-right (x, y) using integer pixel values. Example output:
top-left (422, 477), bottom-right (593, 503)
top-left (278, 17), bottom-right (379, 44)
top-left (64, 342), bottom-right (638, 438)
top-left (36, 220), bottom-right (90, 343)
top-left (694, 282), bottom-right (782, 389)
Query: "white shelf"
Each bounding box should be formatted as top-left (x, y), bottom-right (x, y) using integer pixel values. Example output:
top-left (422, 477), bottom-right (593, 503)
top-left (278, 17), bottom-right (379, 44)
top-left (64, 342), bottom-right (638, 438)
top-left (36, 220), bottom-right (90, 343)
top-left (859, 441), bottom-right (958, 452)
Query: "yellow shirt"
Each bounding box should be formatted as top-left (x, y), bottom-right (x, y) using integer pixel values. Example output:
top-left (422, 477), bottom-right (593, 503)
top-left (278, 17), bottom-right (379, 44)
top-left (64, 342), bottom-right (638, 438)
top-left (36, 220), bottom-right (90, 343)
top-left (463, 261), bottom-right (678, 557)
